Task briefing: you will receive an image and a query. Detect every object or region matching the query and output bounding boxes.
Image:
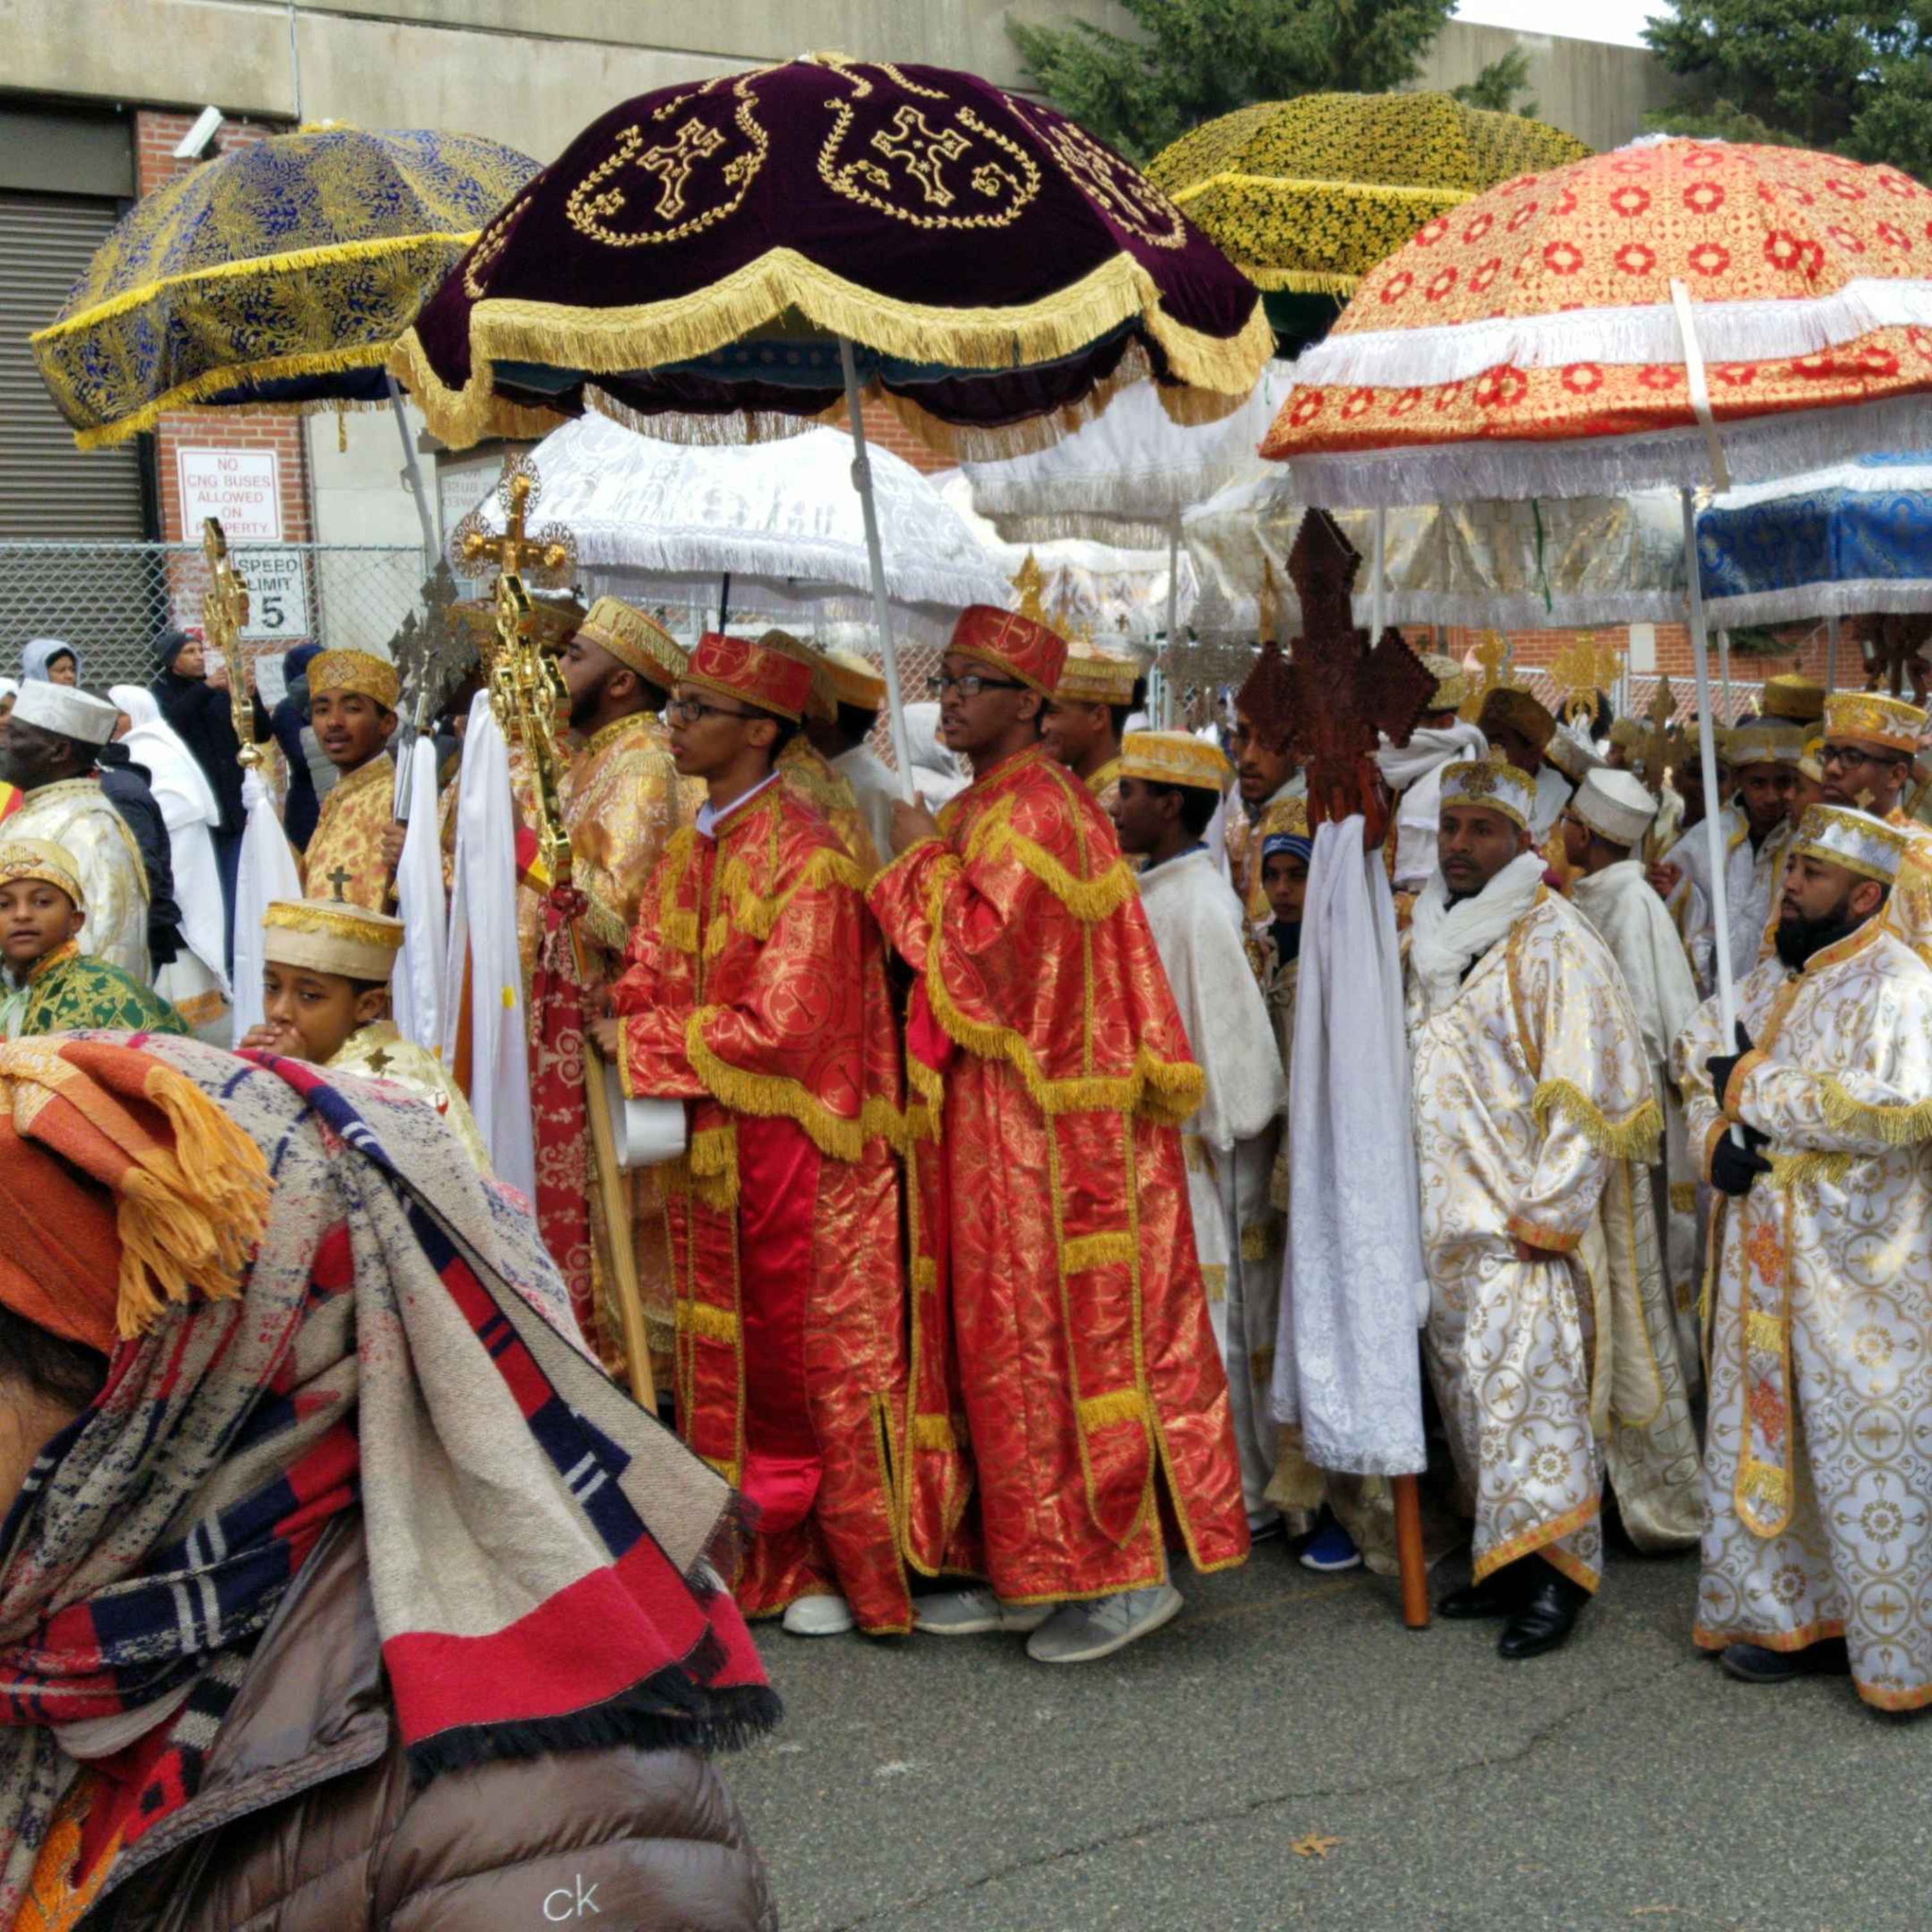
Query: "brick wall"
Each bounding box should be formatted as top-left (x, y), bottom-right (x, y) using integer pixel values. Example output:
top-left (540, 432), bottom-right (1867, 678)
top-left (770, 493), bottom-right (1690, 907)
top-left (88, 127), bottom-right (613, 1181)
top-left (858, 397), bottom-right (952, 477)
top-left (135, 109), bottom-right (313, 545)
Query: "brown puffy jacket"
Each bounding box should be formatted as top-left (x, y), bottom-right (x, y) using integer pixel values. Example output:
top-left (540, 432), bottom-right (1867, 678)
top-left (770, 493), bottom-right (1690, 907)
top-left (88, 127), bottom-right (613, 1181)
top-left (88, 1517), bottom-right (778, 1931)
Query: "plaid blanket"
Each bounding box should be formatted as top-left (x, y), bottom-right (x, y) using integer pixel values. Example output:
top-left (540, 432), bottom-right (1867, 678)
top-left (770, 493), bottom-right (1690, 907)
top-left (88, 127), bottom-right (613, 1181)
top-left (0, 1034), bottom-right (777, 1920)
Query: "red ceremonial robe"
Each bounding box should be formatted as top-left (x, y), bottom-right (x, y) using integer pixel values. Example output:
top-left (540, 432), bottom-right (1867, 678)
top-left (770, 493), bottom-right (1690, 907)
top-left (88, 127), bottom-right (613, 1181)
top-left (869, 743), bottom-right (1249, 1604)
top-left (612, 776), bottom-right (911, 1634)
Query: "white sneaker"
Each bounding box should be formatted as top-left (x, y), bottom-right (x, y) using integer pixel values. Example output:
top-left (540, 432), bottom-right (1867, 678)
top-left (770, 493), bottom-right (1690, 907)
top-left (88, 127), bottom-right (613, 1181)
top-left (911, 1586), bottom-right (1052, 1636)
top-left (1025, 1583), bottom-right (1183, 1664)
top-left (781, 1594), bottom-right (856, 1637)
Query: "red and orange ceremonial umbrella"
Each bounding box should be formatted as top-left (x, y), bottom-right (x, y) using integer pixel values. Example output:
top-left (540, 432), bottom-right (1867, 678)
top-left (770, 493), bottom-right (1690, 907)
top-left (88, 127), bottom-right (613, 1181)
top-left (1263, 136), bottom-right (1932, 1034)
top-left (392, 53), bottom-right (1273, 790)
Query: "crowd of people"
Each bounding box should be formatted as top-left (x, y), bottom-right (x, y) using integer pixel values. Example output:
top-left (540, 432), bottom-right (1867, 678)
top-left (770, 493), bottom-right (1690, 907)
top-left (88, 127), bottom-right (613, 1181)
top-left (0, 589), bottom-right (1929, 1922)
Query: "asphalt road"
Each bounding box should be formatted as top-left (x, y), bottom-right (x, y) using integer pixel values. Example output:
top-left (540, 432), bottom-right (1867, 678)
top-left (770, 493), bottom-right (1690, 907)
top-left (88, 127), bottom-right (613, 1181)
top-left (727, 1545), bottom-right (1932, 1932)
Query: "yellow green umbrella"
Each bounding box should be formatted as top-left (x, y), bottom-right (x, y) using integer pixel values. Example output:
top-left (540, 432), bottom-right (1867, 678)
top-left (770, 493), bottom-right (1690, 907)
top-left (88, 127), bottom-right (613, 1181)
top-left (1147, 90), bottom-right (1590, 296)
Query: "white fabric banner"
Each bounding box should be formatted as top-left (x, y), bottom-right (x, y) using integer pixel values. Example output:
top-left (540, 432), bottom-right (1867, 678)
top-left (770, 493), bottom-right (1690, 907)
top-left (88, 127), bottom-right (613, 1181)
top-left (391, 734), bottom-right (448, 1056)
top-left (229, 770), bottom-right (301, 1044)
top-left (1271, 816), bottom-right (1429, 1476)
top-left (441, 694), bottom-right (536, 1200)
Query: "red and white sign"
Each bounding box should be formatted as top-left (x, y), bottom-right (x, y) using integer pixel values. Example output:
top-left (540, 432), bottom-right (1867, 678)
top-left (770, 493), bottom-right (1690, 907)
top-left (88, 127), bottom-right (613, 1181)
top-left (176, 448), bottom-right (283, 543)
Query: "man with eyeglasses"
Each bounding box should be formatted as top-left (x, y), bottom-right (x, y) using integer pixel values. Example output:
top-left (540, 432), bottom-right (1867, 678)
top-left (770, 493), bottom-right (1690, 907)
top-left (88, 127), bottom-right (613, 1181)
top-left (589, 630), bottom-right (911, 1642)
top-left (870, 605), bottom-right (1249, 1666)
top-left (1817, 691), bottom-right (1932, 965)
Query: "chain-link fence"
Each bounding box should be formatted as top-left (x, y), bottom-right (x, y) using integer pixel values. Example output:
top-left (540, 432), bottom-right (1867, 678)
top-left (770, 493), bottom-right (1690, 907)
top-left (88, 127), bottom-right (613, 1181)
top-left (0, 541), bottom-right (430, 696)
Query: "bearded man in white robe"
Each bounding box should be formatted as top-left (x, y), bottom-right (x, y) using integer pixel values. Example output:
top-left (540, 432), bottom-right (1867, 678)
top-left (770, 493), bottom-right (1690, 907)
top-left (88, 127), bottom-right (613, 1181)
top-left (1112, 733), bottom-right (1287, 1531)
top-left (1375, 654), bottom-right (1487, 897)
top-left (1407, 759), bottom-right (1700, 1661)
top-left (1564, 767), bottom-right (1705, 1394)
top-left (1676, 804), bottom-right (1932, 1710)
top-left (1658, 722), bottom-right (1801, 994)
top-left (1817, 691), bottom-right (1932, 967)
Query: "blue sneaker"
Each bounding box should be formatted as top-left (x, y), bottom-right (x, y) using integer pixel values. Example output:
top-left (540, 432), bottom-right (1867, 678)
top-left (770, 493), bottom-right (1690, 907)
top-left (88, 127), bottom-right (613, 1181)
top-left (1300, 1521), bottom-right (1362, 1573)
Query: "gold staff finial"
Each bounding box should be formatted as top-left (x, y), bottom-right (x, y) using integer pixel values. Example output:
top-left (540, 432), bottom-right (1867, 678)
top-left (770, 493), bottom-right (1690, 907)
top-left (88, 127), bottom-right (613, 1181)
top-left (200, 517), bottom-right (260, 773)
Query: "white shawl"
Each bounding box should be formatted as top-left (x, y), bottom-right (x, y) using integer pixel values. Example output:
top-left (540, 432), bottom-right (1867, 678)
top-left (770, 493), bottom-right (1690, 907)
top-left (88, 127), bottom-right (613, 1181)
top-left (1271, 817), bottom-right (1430, 1475)
top-left (1569, 860), bottom-right (1700, 1072)
top-left (1408, 850), bottom-right (1548, 1019)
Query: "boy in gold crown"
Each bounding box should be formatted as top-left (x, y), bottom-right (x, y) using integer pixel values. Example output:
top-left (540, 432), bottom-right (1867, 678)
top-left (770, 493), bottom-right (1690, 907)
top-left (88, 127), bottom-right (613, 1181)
top-left (301, 649), bottom-right (400, 911)
top-left (239, 897), bottom-right (488, 1170)
top-left (0, 836), bottom-right (187, 1039)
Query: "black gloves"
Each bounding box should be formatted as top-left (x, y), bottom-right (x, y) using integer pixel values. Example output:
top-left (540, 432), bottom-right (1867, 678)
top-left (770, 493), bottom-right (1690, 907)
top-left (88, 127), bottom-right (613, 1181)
top-left (1706, 1019), bottom-right (1756, 1113)
top-left (1710, 1132), bottom-right (1772, 1199)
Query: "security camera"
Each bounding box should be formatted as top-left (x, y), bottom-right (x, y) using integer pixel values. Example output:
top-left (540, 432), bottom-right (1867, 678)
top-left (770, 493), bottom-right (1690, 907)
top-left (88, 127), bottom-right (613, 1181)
top-left (173, 106), bottom-right (225, 161)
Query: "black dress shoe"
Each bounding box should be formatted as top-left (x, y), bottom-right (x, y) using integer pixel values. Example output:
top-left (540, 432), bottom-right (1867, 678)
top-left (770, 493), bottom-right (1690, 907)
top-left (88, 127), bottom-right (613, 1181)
top-left (1497, 1570), bottom-right (1590, 1659)
top-left (1437, 1563), bottom-right (1527, 1620)
top-left (1720, 1638), bottom-right (1851, 1683)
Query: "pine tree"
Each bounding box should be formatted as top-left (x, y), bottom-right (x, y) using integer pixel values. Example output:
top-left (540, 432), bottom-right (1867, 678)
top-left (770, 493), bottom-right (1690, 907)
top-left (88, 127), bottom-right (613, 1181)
top-left (1644, 0), bottom-right (1932, 180)
top-left (1009, 0), bottom-right (1481, 163)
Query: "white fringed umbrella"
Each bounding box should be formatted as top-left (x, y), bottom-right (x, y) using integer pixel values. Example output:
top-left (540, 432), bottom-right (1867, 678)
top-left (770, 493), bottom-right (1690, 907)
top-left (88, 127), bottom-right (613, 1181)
top-left (455, 413), bottom-right (1010, 643)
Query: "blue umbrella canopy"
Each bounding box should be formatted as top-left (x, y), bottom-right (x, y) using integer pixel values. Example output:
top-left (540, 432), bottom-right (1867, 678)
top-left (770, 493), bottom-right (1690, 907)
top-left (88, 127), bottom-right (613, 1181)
top-left (32, 126), bottom-right (538, 447)
top-left (1699, 451), bottom-right (1932, 627)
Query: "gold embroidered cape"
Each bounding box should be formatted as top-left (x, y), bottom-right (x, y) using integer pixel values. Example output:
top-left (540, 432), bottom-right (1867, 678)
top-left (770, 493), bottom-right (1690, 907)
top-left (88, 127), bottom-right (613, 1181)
top-left (302, 753), bottom-right (395, 913)
top-left (10, 781), bottom-right (150, 983)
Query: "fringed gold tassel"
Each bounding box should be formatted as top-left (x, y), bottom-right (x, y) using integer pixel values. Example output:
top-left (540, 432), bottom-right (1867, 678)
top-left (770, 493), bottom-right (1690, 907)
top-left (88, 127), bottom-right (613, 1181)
top-left (684, 1012), bottom-right (907, 1161)
top-left (1530, 1080), bottom-right (1663, 1162)
top-left (1061, 1231), bottom-right (1137, 1275)
top-left (1769, 1150), bottom-right (1856, 1191)
top-left (1076, 1387), bottom-right (1147, 1434)
top-left (966, 810), bottom-right (1139, 923)
top-left (116, 1065), bottom-right (272, 1338)
top-left (1819, 1078), bottom-right (1932, 1146)
top-left (720, 848), bottom-right (866, 943)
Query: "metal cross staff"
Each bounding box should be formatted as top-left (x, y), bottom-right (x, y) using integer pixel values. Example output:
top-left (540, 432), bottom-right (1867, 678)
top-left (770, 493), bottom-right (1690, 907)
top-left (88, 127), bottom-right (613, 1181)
top-left (456, 455), bottom-right (658, 1412)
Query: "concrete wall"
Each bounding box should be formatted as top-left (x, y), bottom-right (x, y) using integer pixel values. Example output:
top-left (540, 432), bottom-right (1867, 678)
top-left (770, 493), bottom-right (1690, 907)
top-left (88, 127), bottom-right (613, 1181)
top-left (6, 1), bottom-right (1663, 164)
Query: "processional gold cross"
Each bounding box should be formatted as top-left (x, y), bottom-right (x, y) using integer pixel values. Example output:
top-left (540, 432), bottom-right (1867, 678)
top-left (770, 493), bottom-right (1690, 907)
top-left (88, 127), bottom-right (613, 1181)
top-left (1459, 630), bottom-right (1509, 723)
top-left (1549, 629), bottom-right (1622, 724)
top-left (1633, 676), bottom-right (1677, 795)
top-left (201, 517), bottom-right (262, 773)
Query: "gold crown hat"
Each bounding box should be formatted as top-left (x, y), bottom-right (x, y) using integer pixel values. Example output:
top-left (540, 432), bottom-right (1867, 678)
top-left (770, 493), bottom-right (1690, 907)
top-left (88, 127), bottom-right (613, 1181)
top-left (1725, 721), bottom-right (1807, 769)
top-left (1799, 734), bottom-right (1826, 784)
top-left (1543, 729), bottom-right (1605, 785)
top-left (577, 596), bottom-right (686, 691)
top-left (453, 591), bottom-right (589, 655)
top-left (1789, 804), bottom-right (1912, 886)
top-left (1607, 717), bottom-right (1645, 751)
top-left (1421, 652), bottom-right (1468, 713)
top-left (1573, 768), bottom-right (1658, 848)
top-left (1118, 730), bottom-right (1234, 794)
top-left (1054, 645), bottom-right (1143, 708)
top-left (0, 837), bottom-right (84, 905)
top-left (1477, 684), bottom-right (1557, 752)
top-left (804, 647), bottom-right (887, 724)
top-left (1823, 690), bottom-right (1928, 756)
top-left (1439, 757), bottom-right (1536, 829)
top-left (1672, 719), bottom-right (1731, 766)
top-left (308, 649), bottom-right (400, 712)
top-left (262, 898), bottom-right (406, 983)
top-left (1761, 672), bottom-right (1825, 724)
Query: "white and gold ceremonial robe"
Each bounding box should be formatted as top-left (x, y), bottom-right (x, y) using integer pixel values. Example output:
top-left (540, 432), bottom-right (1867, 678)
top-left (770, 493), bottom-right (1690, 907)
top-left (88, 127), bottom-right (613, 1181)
top-left (1571, 859), bottom-right (1705, 1392)
top-left (1669, 807), bottom-right (1792, 997)
top-left (1139, 846), bottom-right (1288, 1519)
top-left (1878, 808), bottom-right (1932, 968)
top-left (1675, 920), bottom-right (1932, 1710)
top-left (1408, 876), bottom-right (1701, 1591)
top-left (11, 777), bottom-right (151, 983)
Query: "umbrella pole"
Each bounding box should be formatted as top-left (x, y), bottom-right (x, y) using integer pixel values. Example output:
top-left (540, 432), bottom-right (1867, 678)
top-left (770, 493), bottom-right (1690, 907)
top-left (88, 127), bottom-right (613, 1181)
top-left (1164, 517), bottom-right (1181, 728)
top-left (1826, 614), bottom-right (1839, 694)
top-left (1370, 504), bottom-right (1388, 641)
top-left (719, 571), bottom-right (731, 632)
top-left (1718, 627), bottom-right (1734, 725)
top-left (384, 373), bottom-right (439, 573)
top-left (838, 337), bottom-right (916, 803)
top-left (1681, 488), bottom-right (1741, 1051)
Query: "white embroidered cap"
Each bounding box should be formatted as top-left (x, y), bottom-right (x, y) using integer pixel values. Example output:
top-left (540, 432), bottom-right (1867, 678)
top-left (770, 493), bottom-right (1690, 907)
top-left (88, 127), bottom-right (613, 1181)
top-left (1573, 768), bottom-right (1658, 849)
top-left (1439, 757), bottom-right (1536, 830)
top-left (1788, 804), bottom-right (1911, 887)
top-left (12, 681), bottom-right (118, 746)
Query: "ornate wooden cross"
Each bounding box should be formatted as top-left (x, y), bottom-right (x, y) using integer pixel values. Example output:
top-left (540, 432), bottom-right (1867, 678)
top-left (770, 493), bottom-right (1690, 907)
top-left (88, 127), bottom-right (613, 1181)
top-left (1279, 509), bottom-right (1435, 835)
top-left (1633, 676), bottom-right (1677, 794)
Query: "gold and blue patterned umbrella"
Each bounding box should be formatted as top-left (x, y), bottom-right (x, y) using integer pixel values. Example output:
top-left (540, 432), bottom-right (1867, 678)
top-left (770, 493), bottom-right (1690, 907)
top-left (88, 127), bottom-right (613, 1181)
top-left (32, 126), bottom-right (538, 448)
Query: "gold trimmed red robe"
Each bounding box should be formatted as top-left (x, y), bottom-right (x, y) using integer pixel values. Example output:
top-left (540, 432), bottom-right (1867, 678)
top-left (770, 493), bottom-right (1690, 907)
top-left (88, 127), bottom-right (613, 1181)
top-left (611, 779), bottom-right (910, 1633)
top-left (869, 743), bottom-right (1249, 1605)
top-left (780, 739), bottom-right (882, 882)
top-left (302, 752), bottom-right (395, 910)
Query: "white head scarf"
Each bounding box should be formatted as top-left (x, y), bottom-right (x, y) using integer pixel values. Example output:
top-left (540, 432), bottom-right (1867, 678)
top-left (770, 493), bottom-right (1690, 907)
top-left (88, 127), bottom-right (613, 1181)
top-left (20, 638), bottom-right (79, 683)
